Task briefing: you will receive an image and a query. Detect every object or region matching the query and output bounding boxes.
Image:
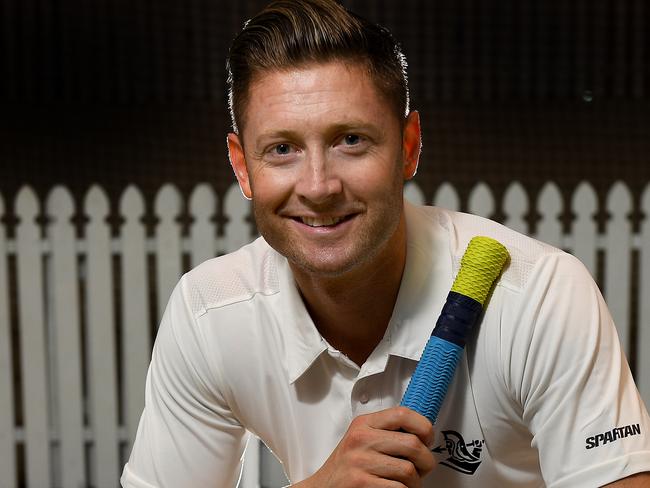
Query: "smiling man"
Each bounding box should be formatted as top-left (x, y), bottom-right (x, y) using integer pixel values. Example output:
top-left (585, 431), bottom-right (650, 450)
top-left (227, 61), bottom-right (420, 367)
top-left (121, 1), bottom-right (650, 487)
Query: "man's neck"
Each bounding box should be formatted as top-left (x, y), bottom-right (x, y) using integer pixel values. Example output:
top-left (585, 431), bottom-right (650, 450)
top-left (291, 217), bottom-right (408, 367)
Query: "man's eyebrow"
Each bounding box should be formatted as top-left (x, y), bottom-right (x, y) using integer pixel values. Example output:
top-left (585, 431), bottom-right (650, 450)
top-left (255, 129), bottom-right (297, 142)
top-left (328, 121), bottom-right (381, 133)
top-left (251, 121), bottom-right (383, 147)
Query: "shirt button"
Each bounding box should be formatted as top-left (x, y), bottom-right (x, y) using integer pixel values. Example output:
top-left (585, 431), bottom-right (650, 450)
top-left (359, 393), bottom-right (369, 404)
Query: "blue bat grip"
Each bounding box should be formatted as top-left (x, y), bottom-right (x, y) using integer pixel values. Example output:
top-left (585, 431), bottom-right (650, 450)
top-left (400, 336), bottom-right (463, 425)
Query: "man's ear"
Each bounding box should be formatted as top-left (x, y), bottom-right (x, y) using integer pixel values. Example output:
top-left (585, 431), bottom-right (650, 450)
top-left (227, 133), bottom-right (253, 200)
top-left (402, 111), bottom-right (421, 180)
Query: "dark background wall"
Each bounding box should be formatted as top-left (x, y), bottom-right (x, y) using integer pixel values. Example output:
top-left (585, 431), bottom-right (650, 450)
top-left (1, 0), bottom-right (648, 231)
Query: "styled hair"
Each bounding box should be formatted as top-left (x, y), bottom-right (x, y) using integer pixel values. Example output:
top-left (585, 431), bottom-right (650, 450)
top-left (226, 0), bottom-right (409, 134)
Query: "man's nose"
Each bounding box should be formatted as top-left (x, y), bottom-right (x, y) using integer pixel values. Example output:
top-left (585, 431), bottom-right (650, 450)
top-left (295, 151), bottom-right (343, 203)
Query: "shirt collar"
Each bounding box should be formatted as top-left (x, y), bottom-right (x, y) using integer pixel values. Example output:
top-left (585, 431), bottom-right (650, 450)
top-left (276, 253), bottom-right (328, 384)
top-left (279, 202), bottom-right (453, 383)
top-left (383, 202), bottom-right (453, 362)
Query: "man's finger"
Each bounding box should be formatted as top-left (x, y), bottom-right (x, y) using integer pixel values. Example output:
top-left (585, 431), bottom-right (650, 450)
top-left (373, 431), bottom-right (437, 476)
top-left (364, 407), bottom-right (435, 447)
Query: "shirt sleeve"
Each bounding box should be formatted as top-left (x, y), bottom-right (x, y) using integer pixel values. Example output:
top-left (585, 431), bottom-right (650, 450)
top-left (508, 252), bottom-right (650, 488)
top-left (121, 278), bottom-right (247, 488)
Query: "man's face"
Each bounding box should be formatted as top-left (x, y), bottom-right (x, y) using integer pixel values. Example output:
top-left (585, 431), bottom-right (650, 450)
top-left (228, 61), bottom-right (420, 277)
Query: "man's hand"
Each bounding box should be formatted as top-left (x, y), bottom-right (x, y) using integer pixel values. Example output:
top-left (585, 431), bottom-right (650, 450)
top-left (295, 406), bottom-right (436, 488)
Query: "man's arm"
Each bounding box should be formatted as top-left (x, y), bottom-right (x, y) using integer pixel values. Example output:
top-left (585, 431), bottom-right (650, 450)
top-left (507, 252), bottom-right (650, 487)
top-left (604, 472), bottom-right (650, 487)
top-left (122, 280), bottom-right (247, 487)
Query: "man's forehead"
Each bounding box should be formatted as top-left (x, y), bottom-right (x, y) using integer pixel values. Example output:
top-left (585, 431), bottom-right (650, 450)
top-left (248, 59), bottom-right (369, 92)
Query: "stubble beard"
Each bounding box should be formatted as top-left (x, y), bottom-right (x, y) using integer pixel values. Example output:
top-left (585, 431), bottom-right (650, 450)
top-left (253, 179), bottom-right (405, 279)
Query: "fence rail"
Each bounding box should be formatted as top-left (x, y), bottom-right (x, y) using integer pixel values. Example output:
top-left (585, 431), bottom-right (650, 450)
top-left (1, 180), bottom-right (649, 488)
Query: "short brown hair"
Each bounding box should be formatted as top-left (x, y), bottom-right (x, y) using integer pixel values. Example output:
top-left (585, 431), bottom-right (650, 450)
top-left (226, 0), bottom-right (410, 134)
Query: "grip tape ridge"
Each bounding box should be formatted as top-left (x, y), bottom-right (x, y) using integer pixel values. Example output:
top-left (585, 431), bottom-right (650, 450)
top-left (400, 337), bottom-right (463, 425)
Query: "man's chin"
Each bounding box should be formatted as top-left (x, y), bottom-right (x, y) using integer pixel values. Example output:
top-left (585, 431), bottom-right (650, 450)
top-left (285, 251), bottom-right (360, 278)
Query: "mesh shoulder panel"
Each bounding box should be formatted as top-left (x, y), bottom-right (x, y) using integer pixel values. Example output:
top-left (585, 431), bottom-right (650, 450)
top-left (434, 207), bottom-right (562, 292)
top-left (182, 237), bottom-right (280, 317)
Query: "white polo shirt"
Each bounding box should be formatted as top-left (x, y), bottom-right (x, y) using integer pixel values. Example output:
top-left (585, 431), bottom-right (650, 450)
top-left (122, 202), bottom-right (650, 487)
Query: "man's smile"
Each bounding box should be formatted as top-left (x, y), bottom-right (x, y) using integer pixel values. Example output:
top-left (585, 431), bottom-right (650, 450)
top-left (299, 215), bottom-right (347, 227)
top-left (289, 213), bottom-right (358, 229)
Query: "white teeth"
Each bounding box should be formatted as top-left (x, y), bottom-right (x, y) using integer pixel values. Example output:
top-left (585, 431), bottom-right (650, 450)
top-left (300, 216), bottom-right (345, 227)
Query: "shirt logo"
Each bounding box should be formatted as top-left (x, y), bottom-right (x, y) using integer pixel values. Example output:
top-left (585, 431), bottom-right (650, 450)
top-left (432, 430), bottom-right (483, 475)
top-left (585, 423), bottom-right (641, 449)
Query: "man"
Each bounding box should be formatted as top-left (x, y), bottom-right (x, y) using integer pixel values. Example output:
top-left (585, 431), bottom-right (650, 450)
top-left (122, 1), bottom-right (650, 486)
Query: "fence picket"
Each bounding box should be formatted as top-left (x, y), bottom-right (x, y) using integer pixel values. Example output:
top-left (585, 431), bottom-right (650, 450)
top-left (605, 182), bottom-right (633, 357)
top-left (15, 187), bottom-right (50, 487)
top-left (468, 182), bottom-right (495, 219)
top-left (536, 182), bottom-right (563, 248)
top-left (189, 183), bottom-right (217, 267)
top-left (46, 187), bottom-right (85, 488)
top-left (0, 192), bottom-right (17, 488)
top-left (503, 182), bottom-right (529, 234)
top-left (570, 182), bottom-right (598, 276)
top-left (404, 181), bottom-right (425, 206)
top-left (433, 182), bottom-right (460, 211)
top-left (223, 183), bottom-right (253, 254)
top-left (119, 186), bottom-right (151, 447)
top-left (154, 185), bottom-right (183, 322)
top-left (639, 183), bottom-right (650, 406)
top-left (84, 186), bottom-right (120, 488)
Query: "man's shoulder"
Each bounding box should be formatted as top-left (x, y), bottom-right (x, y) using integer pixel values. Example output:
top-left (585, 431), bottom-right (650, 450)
top-left (411, 204), bottom-right (583, 292)
top-left (180, 236), bottom-right (281, 317)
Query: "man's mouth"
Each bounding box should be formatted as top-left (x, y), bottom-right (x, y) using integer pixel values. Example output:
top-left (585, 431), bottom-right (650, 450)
top-left (297, 215), bottom-right (353, 227)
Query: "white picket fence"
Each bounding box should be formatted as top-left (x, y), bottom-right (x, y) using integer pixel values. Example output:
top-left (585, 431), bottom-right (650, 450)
top-left (1, 180), bottom-right (649, 488)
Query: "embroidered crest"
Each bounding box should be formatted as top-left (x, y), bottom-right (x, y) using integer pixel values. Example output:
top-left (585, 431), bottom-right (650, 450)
top-left (432, 430), bottom-right (483, 475)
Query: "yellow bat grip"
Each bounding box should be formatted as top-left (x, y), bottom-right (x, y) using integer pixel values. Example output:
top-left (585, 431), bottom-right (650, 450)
top-left (451, 236), bottom-right (510, 305)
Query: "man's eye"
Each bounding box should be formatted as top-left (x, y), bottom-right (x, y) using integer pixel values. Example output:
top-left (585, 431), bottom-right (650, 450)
top-left (273, 143), bottom-right (292, 155)
top-left (343, 134), bottom-right (361, 145)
